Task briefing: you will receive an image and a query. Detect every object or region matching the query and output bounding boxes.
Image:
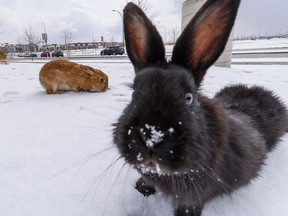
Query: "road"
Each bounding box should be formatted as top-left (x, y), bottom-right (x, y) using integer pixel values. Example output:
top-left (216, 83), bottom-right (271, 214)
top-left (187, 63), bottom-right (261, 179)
top-left (8, 55), bottom-right (130, 64)
top-left (231, 50), bottom-right (288, 65)
top-left (232, 52), bottom-right (288, 59)
top-left (7, 50), bottom-right (288, 65)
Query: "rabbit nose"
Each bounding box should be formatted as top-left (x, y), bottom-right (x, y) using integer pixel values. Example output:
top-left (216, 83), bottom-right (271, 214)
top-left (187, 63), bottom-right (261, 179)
top-left (140, 131), bottom-right (146, 141)
top-left (139, 124), bottom-right (165, 148)
top-left (139, 129), bottom-right (150, 146)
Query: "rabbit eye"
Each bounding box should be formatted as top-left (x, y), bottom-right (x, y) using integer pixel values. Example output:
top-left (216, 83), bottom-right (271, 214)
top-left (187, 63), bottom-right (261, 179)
top-left (185, 93), bottom-right (193, 105)
top-left (100, 78), bottom-right (104, 83)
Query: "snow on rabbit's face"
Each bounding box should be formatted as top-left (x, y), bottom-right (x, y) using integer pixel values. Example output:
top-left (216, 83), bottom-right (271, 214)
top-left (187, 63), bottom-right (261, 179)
top-left (114, 66), bottom-right (201, 176)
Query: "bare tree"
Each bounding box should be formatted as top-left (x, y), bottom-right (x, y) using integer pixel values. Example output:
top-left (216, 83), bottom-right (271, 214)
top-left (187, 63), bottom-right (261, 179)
top-left (61, 29), bottom-right (75, 58)
top-left (168, 28), bottom-right (180, 44)
top-left (22, 26), bottom-right (38, 52)
top-left (125, 0), bottom-right (158, 21)
top-left (61, 29), bottom-right (75, 50)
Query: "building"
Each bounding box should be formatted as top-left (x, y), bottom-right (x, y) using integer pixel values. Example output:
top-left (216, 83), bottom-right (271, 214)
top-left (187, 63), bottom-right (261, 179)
top-left (182, 0), bottom-right (234, 67)
top-left (0, 43), bottom-right (18, 53)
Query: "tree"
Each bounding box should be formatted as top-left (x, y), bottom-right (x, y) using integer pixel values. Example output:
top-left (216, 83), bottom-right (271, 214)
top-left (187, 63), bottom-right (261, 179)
top-left (61, 29), bottom-right (75, 59)
top-left (168, 28), bottom-right (180, 44)
top-left (125, 0), bottom-right (158, 21)
top-left (22, 26), bottom-right (38, 52)
top-left (61, 28), bottom-right (75, 50)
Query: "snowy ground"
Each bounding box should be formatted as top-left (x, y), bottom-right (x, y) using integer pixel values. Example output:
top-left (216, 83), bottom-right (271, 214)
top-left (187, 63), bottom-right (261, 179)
top-left (233, 38), bottom-right (288, 50)
top-left (1, 42), bottom-right (288, 216)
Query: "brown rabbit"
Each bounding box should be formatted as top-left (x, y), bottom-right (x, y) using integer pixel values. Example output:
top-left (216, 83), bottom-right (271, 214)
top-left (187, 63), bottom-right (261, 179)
top-left (39, 59), bottom-right (108, 94)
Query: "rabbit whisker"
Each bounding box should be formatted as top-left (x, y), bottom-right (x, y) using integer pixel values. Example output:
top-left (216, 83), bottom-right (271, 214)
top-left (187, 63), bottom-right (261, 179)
top-left (46, 146), bottom-right (115, 181)
top-left (102, 162), bottom-right (127, 216)
top-left (84, 155), bottom-right (122, 202)
top-left (196, 161), bottom-right (232, 193)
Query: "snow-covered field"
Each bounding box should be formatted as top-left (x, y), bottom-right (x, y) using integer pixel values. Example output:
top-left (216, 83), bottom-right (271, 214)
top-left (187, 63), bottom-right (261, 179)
top-left (232, 38), bottom-right (288, 65)
top-left (233, 38), bottom-right (288, 50)
top-left (1, 40), bottom-right (288, 216)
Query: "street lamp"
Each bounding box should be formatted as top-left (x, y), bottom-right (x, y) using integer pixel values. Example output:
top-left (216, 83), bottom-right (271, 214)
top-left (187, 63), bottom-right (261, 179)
top-left (112, 9), bottom-right (125, 47)
top-left (41, 22), bottom-right (48, 47)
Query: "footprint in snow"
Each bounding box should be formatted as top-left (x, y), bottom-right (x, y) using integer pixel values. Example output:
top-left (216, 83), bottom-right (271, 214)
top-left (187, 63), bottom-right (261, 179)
top-left (112, 93), bottom-right (127, 97)
top-left (0, 91), bottom-right (20, 104)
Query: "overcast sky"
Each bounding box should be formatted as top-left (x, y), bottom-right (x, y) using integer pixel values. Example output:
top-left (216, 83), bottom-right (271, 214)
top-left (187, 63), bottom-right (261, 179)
top-left (0, 0), bottom-right (287, 44)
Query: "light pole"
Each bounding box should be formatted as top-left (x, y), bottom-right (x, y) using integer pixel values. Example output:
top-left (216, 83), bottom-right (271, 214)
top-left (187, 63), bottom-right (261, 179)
top-left (41, 22), bottom-right (48, 47)
top-left (112, 9), bottom-right (125, 47)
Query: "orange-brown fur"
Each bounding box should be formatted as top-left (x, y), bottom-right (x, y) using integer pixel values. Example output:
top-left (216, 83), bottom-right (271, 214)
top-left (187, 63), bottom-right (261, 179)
top-left (39, 59), bottom-right (108, 94)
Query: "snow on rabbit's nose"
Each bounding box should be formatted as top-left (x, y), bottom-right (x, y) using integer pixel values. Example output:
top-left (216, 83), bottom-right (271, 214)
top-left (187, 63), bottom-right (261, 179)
top-left (139, 124), bottom-right (165, 148)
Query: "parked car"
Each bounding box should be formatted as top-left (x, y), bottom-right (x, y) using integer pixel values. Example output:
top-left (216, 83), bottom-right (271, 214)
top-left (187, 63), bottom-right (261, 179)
top-left (100, 46), bottom-right (125, 56)
top-left (23, 52), bottom-right (37, 58)
top-left (41, 51), bottom-right (50, 57)
top-left (52, 50), bottom-right (64, 57)
top-left (31, 53), bottom-right (37, 57)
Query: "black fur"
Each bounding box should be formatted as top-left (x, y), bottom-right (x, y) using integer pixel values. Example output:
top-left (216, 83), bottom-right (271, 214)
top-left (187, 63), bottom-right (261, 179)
top-left (113, 0), bottom-right (288, 215)
top-left (215, 85), bottom-right (288, 151)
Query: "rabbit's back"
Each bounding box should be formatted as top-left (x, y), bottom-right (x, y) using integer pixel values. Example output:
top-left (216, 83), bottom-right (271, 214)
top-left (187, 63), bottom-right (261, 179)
top-left (215, 85), bottom-right (288, 151)
top-left (40, 59), bottom-right (78, 76)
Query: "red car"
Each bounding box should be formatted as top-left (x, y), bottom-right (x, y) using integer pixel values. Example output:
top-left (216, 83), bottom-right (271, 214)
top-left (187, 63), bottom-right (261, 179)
top-left (41, 51), bottom-right (50, 57)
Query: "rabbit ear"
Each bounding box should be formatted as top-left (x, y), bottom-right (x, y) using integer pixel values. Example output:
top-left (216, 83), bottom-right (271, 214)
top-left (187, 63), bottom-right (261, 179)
top-left (80, 65), bottom-right (96, 76)
top-left (172, 0), bottom-right (240, 86)
top-left (123, 3), bottom-right (166, 72)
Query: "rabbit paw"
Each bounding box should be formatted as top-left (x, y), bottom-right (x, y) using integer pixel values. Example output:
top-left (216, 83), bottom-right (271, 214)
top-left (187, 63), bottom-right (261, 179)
top-left (135, 177), bottom-right (156, 197)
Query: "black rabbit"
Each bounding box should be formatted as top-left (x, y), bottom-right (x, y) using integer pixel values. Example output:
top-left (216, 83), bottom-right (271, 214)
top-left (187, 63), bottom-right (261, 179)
top-left (113, 0), bottom-right (288, 215)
